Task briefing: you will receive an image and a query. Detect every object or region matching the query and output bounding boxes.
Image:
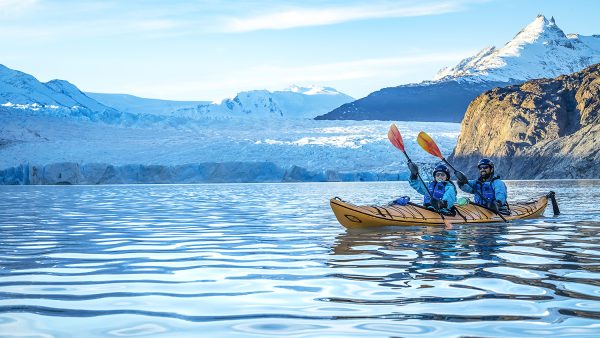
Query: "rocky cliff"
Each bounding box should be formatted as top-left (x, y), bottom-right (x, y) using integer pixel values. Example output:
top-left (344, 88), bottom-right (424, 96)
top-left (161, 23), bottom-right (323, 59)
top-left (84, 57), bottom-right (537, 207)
top-left (449, 63), bottom-right (600, 179)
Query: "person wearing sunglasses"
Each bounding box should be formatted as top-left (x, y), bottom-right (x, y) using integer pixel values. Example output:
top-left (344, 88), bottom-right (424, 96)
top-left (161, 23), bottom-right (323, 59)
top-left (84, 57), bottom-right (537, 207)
top-left (408, 162), bottom-right (457, 215)
top-left (456, 158), bottom-right (510, 215)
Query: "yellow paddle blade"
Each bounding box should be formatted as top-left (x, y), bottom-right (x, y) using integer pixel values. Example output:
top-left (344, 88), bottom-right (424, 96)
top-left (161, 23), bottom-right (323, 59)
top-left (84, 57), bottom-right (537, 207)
top-left (387, 124), bottom-right (405, 152)
top-left (417, 131), bottom-right (443, 159)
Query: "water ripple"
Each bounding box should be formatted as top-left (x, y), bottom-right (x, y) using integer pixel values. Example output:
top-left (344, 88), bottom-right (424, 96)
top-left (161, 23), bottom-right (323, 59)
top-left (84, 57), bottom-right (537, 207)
top-left (1, 181), bottom-right (600, 337)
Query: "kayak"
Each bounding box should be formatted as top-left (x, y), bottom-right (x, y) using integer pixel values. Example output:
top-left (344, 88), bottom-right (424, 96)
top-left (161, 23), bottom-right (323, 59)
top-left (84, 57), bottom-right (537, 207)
top-left (330, 192), bottom-right (557, 228)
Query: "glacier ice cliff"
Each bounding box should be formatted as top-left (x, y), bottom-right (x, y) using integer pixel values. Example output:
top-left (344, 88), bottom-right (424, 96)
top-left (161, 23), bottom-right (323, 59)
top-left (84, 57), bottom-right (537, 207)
top-left (0, 162), bottom-right (407, 185)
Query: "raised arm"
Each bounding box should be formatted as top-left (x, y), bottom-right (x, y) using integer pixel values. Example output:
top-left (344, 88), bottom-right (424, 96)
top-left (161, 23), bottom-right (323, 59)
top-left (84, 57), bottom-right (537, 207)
top-left (458, 179), bottom-right (476, 194)
top-left (409, 176), bottom-right (428, 196)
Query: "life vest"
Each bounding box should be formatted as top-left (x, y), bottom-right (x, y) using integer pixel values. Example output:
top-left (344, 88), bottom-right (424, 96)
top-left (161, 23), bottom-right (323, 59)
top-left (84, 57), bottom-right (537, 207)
top-left (474, 176), bottom-right (499, 204)
top-left (423, 181), bottom-right (447, 205)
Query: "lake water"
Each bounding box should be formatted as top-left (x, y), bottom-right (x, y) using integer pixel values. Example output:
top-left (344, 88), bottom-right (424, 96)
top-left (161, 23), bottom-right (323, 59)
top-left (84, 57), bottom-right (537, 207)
top-left (1, 180), bottom-right (600, 337)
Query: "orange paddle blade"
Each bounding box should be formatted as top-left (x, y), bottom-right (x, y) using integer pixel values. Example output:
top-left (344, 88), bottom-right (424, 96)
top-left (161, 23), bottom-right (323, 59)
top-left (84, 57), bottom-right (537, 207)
top-left (417, 131), bottom-right (443, 158)
top-left (387, 124), bottom-right (405, 152)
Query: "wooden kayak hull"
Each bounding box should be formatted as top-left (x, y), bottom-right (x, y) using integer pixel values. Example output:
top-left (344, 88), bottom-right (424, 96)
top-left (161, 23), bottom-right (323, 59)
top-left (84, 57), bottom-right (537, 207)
top-left (330, 194), bottom-right (549, 228)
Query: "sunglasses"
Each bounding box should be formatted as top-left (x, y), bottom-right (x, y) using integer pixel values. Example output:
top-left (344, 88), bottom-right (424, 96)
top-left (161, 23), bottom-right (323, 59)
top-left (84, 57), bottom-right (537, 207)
top-left (434, 172), bottom-right (447, 177)
top-left (478, 165), bottom-right (491, 170)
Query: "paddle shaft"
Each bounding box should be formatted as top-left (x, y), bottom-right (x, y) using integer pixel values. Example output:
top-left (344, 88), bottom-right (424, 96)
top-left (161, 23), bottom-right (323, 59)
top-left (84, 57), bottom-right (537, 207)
top-left (470, 202), bottom-right (508, 218)
top-left (396, 147), bottom-right (437, 206)
top-left (399, 149), bottom-right (411, 162)
top-left (403, 155), bottom-right (435, 203)
top-left (407, 201), bottom-right (452, 228)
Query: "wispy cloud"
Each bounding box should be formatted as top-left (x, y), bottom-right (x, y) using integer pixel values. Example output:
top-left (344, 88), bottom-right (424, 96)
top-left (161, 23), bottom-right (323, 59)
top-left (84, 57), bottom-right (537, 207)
top-left (0, 0), bottom-right (37, 16)
top-left (0, 1), bottom-right (484, 39)
top-left (0, 1), bottom-right (191, 40)
top-left (245, 51), bottom-right (472, 83)
top-left (221, 0), bottom-right (476, 32)
top-left (121, 50), bottom-right (472, 100)
top-left (130, 19), bottom-right (182, 32)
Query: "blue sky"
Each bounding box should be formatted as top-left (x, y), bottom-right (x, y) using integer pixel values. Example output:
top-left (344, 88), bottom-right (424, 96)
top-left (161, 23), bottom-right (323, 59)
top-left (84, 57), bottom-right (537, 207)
top-left (0, 0), bottom-right (598, 101)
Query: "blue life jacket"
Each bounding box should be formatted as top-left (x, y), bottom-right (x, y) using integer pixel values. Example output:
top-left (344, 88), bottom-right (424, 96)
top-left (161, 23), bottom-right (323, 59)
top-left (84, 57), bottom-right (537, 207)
top-left (474, 176), bottom-right (498, 204)
top-left (423, 181), bottom-right (446, 205)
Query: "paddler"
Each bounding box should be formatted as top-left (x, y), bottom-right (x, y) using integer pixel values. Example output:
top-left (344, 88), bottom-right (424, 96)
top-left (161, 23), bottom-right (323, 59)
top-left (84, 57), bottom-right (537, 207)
top-left (408, 162), bottom-right (457, 215)
top-left (455, 158), bottom-right (510, 215)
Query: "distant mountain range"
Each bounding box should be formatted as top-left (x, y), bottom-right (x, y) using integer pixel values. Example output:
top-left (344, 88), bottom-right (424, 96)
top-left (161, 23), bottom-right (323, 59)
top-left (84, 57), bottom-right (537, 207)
top-left (316, 15), bottom-right (600, 122)
top-left (173, 85), bottom-right (354, 119)
top-left (0, 64), bottom-right (167, 126)
top-left (0, 63), bottom-right (353, 121)
top-left (0, 64), bottom-right (121, 120)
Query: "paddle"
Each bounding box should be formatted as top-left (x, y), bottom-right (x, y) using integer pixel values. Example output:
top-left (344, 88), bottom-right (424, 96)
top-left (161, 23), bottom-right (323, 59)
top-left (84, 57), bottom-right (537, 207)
top-left (547, 191), bottom-right (560, 215)
top-left (388, 124), bottom-right (453, 229)
top-left (416, 131), bottom-right (508, 223)
top-left (387, 123), bottom-right (410, 161)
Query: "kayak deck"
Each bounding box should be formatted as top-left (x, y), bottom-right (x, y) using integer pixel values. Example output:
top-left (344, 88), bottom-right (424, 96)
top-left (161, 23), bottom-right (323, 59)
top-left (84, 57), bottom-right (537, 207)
top-left (330, 194), bottom-right (550, 228)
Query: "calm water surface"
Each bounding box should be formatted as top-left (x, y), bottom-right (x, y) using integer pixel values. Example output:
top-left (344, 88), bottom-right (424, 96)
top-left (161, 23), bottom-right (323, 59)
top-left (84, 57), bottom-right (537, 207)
top-left (1, 180), bottom-right (599, 337)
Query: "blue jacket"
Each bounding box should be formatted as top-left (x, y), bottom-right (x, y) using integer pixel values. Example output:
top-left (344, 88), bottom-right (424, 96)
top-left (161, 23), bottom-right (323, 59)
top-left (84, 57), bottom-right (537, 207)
top-left (409, 177), bottom-right (457, 212)
top-left (459, 177), bottom-right (507, 206)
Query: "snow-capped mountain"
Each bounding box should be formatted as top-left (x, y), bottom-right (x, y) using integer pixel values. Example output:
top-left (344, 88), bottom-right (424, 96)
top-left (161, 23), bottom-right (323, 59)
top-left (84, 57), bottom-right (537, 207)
top-left (1, 63), bottom-right (352, 125)
top-left (284, 85), bottom-right (344, 96)
top-left (318, 15), bottom-right (600, 122)
top-left (0, 64), bottom-right (126, 122)
top-left (175, 85), bottom-right (354, 119)
top-left (434, 15), bottom-right (600, 82)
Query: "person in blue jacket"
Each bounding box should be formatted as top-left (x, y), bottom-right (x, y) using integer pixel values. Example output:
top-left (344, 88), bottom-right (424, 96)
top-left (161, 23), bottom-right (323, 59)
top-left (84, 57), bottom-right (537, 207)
top-left (456, 158), bottom-right (510, 215)
top-left (407, 162), bottom-right (457, 215)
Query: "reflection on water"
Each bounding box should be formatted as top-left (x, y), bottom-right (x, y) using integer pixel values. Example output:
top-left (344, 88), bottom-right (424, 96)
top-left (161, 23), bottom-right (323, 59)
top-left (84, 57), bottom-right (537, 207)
top-left (331, 222), bottom-right (596, 316)
top-left (0, 181), bottom-right (599, 337)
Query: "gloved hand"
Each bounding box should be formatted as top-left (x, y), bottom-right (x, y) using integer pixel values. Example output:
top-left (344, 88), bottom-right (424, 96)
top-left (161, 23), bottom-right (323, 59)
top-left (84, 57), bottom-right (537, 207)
top-left (495, 201), bottom-right (510, 215)
top-left (487, 200), bottom-right (510, 215)
top-left (431, 199), bottom-right (447, 211)
top-left (455, 170), bottom-right (468, 185)
top-left (408, 161), bottom-right (419, 179)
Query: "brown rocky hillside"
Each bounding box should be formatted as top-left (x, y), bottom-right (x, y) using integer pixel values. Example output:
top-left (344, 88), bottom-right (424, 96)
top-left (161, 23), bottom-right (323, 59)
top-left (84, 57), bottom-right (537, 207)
top-left (449, 63), bottom-right (599, 179)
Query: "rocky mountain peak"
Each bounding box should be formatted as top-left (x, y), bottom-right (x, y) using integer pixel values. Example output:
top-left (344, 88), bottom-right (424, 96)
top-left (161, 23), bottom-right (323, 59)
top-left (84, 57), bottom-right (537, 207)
top-left (433, 15), bottom-right (598, 83)
top-left (508, 14), bottom-right (565, 45)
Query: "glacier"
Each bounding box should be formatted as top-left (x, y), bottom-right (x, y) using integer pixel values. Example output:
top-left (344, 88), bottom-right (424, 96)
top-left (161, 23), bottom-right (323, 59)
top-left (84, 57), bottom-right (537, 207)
top-left (1, 63), bottom-right (390, 185)
top-left (0, 109), bottom-right (460, 184)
